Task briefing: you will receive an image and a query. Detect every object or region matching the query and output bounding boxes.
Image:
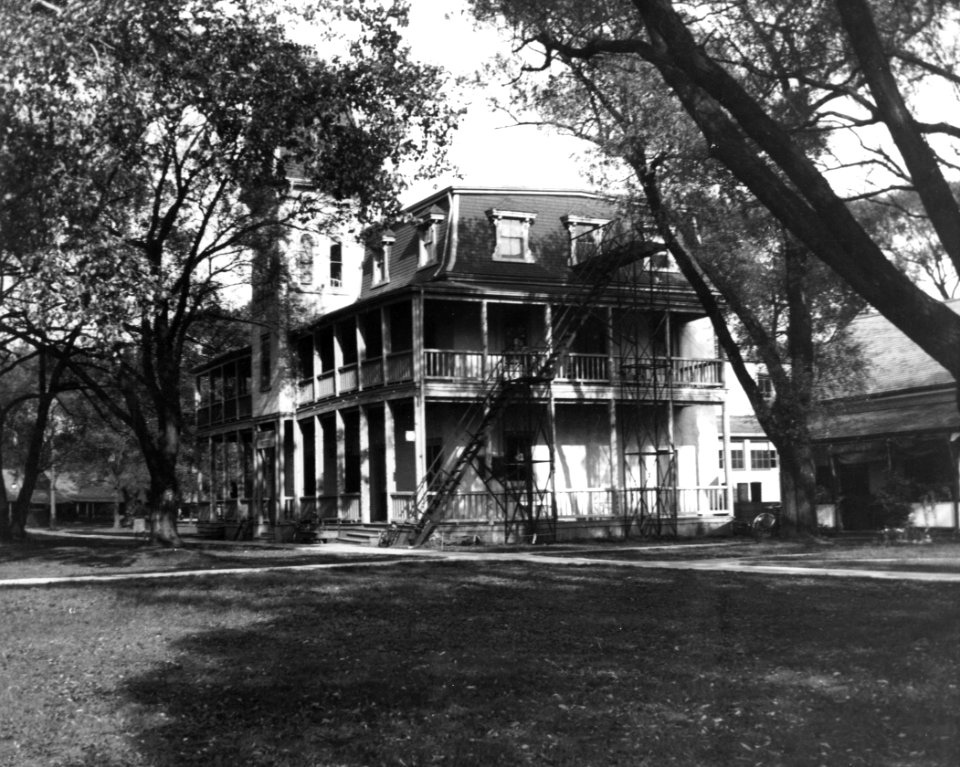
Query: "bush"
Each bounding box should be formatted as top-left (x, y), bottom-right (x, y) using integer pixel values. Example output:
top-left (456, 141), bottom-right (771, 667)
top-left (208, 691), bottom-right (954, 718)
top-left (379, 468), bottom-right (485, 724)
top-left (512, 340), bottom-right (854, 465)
top-left (870, 473), bottom-right (915, 529)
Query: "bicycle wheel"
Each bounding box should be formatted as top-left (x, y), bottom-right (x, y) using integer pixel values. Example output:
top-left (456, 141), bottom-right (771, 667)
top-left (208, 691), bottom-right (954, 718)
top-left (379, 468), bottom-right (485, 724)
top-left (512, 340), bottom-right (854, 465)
top-left (752, 511), bottom-right (777, 540)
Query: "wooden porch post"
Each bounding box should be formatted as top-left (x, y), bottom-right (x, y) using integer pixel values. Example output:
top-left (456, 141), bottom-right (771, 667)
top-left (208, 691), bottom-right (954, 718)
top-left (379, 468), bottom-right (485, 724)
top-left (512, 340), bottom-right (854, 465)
top-left (413, 295), bottom-right (427, 490)
top-left (356, 315), bottom-right (366, 391)
top-left (481, 299), bottom-right (489, 377)
top-left (359, 405), bottom-right (371, 523)
top-left (335, 409), bottom-right (346, 519)
top-left (721, 401), bottom-right (734, 516)
top-left (313, 415), bottom-right (323, 508)
top-left (607, 306), bottom-right (621, 516)
top-left (384, 402), bottom-right (397, 521)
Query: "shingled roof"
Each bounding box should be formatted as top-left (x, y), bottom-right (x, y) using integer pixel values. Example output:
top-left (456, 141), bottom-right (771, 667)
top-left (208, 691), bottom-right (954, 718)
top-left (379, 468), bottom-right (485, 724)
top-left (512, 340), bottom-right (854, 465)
top-left (810, 298), bottom-right (960, 442)
top-left (837, 299), bottom-right (960, 398)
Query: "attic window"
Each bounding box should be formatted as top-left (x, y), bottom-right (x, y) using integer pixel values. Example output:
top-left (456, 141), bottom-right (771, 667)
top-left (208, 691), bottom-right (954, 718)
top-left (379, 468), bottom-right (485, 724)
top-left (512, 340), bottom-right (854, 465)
top-left (373, 230), bottom-right (394, 286)
top-left (488, 209), bottom-right (536, 262)
top-left (419, 208), bottom-right (445, 267)
top-left (561, 215), bottom-right (609, 265)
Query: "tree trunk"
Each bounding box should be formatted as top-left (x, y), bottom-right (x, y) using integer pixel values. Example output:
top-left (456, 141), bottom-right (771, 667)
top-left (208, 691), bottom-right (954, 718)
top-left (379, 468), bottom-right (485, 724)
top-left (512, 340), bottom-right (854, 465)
top-left (777, 441), bottom-right (820, 537)
top-left (8, 497), bottom-right (28, 540)
top-left (146, 475), bottom-right (183, 548)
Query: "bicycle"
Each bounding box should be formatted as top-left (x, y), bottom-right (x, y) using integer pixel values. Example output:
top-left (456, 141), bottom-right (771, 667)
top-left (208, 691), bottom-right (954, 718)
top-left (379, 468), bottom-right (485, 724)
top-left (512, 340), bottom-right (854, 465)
top-left (751, 510), bottom-right (779, 541)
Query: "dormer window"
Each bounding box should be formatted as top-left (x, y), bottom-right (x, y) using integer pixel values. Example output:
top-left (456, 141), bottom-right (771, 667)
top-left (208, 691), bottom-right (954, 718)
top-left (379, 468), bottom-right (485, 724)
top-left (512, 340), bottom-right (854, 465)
top-left (488, 209), bottom-right (536, 262)
top-left (418, 208), bottom-right (445, 267)
top-left (373, 230), bottom-right (394, 286)
top-left (561, 215), bottom-right (609, 265)
top-left (650, 251), bottom-right (673, 270)
top-left (297, 234), bottom-right (315, 285)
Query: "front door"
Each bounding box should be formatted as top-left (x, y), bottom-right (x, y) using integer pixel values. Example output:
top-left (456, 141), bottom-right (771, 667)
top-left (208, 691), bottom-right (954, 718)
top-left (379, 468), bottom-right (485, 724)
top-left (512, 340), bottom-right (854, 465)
top-left (836, 463), bottom-right (871, 530)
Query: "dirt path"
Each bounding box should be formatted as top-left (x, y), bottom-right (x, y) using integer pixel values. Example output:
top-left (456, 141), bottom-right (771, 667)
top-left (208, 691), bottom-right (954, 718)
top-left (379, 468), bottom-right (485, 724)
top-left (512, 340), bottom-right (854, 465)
top-left (5, 533), bottom-right (960, 586)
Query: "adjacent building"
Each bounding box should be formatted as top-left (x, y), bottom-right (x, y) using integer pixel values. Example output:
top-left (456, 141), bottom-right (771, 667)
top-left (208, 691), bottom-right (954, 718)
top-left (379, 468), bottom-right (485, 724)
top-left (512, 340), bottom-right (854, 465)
top-left (192, 187), bottom-right (733, 543)
top-left (811, 301), bottom-right (960, 531)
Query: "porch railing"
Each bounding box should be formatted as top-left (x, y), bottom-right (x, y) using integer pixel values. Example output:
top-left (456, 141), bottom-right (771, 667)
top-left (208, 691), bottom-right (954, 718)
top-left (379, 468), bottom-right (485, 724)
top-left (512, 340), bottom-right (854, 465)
top-left (387, 486), bottom-right (729, 522)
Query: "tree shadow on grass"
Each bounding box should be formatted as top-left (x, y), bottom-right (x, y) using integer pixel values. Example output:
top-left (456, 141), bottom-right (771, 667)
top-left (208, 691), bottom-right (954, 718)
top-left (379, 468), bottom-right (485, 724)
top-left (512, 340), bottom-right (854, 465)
top-left (0, 536), bottom-right (148, 571)
top-left (53, 564), bottom-right (960, 767)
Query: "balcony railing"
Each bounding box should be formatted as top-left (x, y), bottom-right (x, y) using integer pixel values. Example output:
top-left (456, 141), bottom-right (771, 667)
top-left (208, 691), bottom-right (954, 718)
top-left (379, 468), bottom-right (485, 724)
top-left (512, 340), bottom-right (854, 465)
top-left (424, 349), bottom-right (485, 379)
top-left (557, 353), bottom-right (609, 382)
top-left (285, 349), bottom-right (721, 409)
top-left (360, 358), bottom-right (384, 388)
top-left (338, 363), bottom-right (358, 393)
top-left (423, 349), bottom-right (722, 387)
top-left (317, 372), bottom-right (335, 399)
top-left (298, 378), bottom-right (314, 406)
top-left (386, 351), bottom-right (414, 383)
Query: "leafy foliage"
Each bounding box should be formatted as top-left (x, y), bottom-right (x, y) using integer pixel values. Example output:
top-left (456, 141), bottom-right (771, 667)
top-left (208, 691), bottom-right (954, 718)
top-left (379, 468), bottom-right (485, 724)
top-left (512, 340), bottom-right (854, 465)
top-left (0, 0), bottom-right (458, 541)
top-left (472, 0), bottom-right (960, 382)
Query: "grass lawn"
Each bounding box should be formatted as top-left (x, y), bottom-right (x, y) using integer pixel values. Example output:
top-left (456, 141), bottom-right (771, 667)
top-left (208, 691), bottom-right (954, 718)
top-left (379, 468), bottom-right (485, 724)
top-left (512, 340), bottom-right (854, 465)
top-left (1, 536), bottom-right (959, 766)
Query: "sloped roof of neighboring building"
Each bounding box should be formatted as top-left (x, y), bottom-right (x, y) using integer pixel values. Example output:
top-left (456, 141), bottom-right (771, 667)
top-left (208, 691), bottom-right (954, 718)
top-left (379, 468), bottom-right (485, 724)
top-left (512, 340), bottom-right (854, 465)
top-left (718, 414), bottom-right (769, 437)
top-left (2, 469), bottom-right (121, 505)
top-left (811, 389), bottom-right (960, 442)
top-left (810, 298), bottom-right (960, 442)
top-left (836, 299), bottom-right (960, 398)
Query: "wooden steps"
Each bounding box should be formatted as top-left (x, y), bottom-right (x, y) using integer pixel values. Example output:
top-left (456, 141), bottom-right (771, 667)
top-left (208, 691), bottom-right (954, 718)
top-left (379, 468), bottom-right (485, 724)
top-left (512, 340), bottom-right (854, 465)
top-left (334, 524), bottom-right (389, 547)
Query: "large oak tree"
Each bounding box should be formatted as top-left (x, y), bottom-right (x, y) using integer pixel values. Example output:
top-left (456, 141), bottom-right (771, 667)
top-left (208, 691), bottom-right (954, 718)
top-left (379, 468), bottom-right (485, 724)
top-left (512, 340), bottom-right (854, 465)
top-left (0, 0), bottom-right (457, 544)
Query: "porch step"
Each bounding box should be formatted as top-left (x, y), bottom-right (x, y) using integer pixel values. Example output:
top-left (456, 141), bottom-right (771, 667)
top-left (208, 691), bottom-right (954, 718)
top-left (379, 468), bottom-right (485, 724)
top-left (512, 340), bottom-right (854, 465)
top-left (336, 525), bottom-right (387, 546)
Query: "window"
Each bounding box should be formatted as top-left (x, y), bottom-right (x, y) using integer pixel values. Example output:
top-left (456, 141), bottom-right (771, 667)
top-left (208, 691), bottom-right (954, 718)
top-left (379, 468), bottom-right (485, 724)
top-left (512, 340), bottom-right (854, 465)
top-left (730, 441), bottom-right (745, 470)
top-left (750, 447), bottom-right (779, 470)
top-left (562, 215), bottom-right (608, 265)
top-left (419, 210), bottom-right (444, 266)
top-left (329, 242), bottom-right (343, 288)
top-left (297, 234), bottom-right (314, 285)
top-left (650, 251), bottom-right (673, 270)
top-left (259, 333), bottom-right (272, 391)
top-left (488, 209), bottom-right (536, 261)
top-left (373, 231), bottom-right (393, 286)
top-left (757, 373), bottom-right (774, 398)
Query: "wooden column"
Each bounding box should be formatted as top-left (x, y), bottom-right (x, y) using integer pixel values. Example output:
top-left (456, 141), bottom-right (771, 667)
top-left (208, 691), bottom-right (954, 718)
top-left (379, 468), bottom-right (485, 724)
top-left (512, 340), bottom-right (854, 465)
top-left (384, 401), bottom-right (397, 521)
top-left (359, 405), bottom-right (370, 523)
top-left (335, 409), bottom-right (346, 518)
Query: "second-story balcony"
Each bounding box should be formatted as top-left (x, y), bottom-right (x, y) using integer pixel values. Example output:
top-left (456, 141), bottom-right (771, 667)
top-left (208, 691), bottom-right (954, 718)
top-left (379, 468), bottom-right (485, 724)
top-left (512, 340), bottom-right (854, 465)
top-left (423, 349), bottom-right (722, 388)
top-left (297, 347), bottom-right (723, 407)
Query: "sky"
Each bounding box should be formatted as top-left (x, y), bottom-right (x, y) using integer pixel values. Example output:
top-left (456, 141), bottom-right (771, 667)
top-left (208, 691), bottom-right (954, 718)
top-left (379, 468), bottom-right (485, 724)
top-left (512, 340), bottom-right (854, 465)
top-left (398, 2), bottom-right (598, 205)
